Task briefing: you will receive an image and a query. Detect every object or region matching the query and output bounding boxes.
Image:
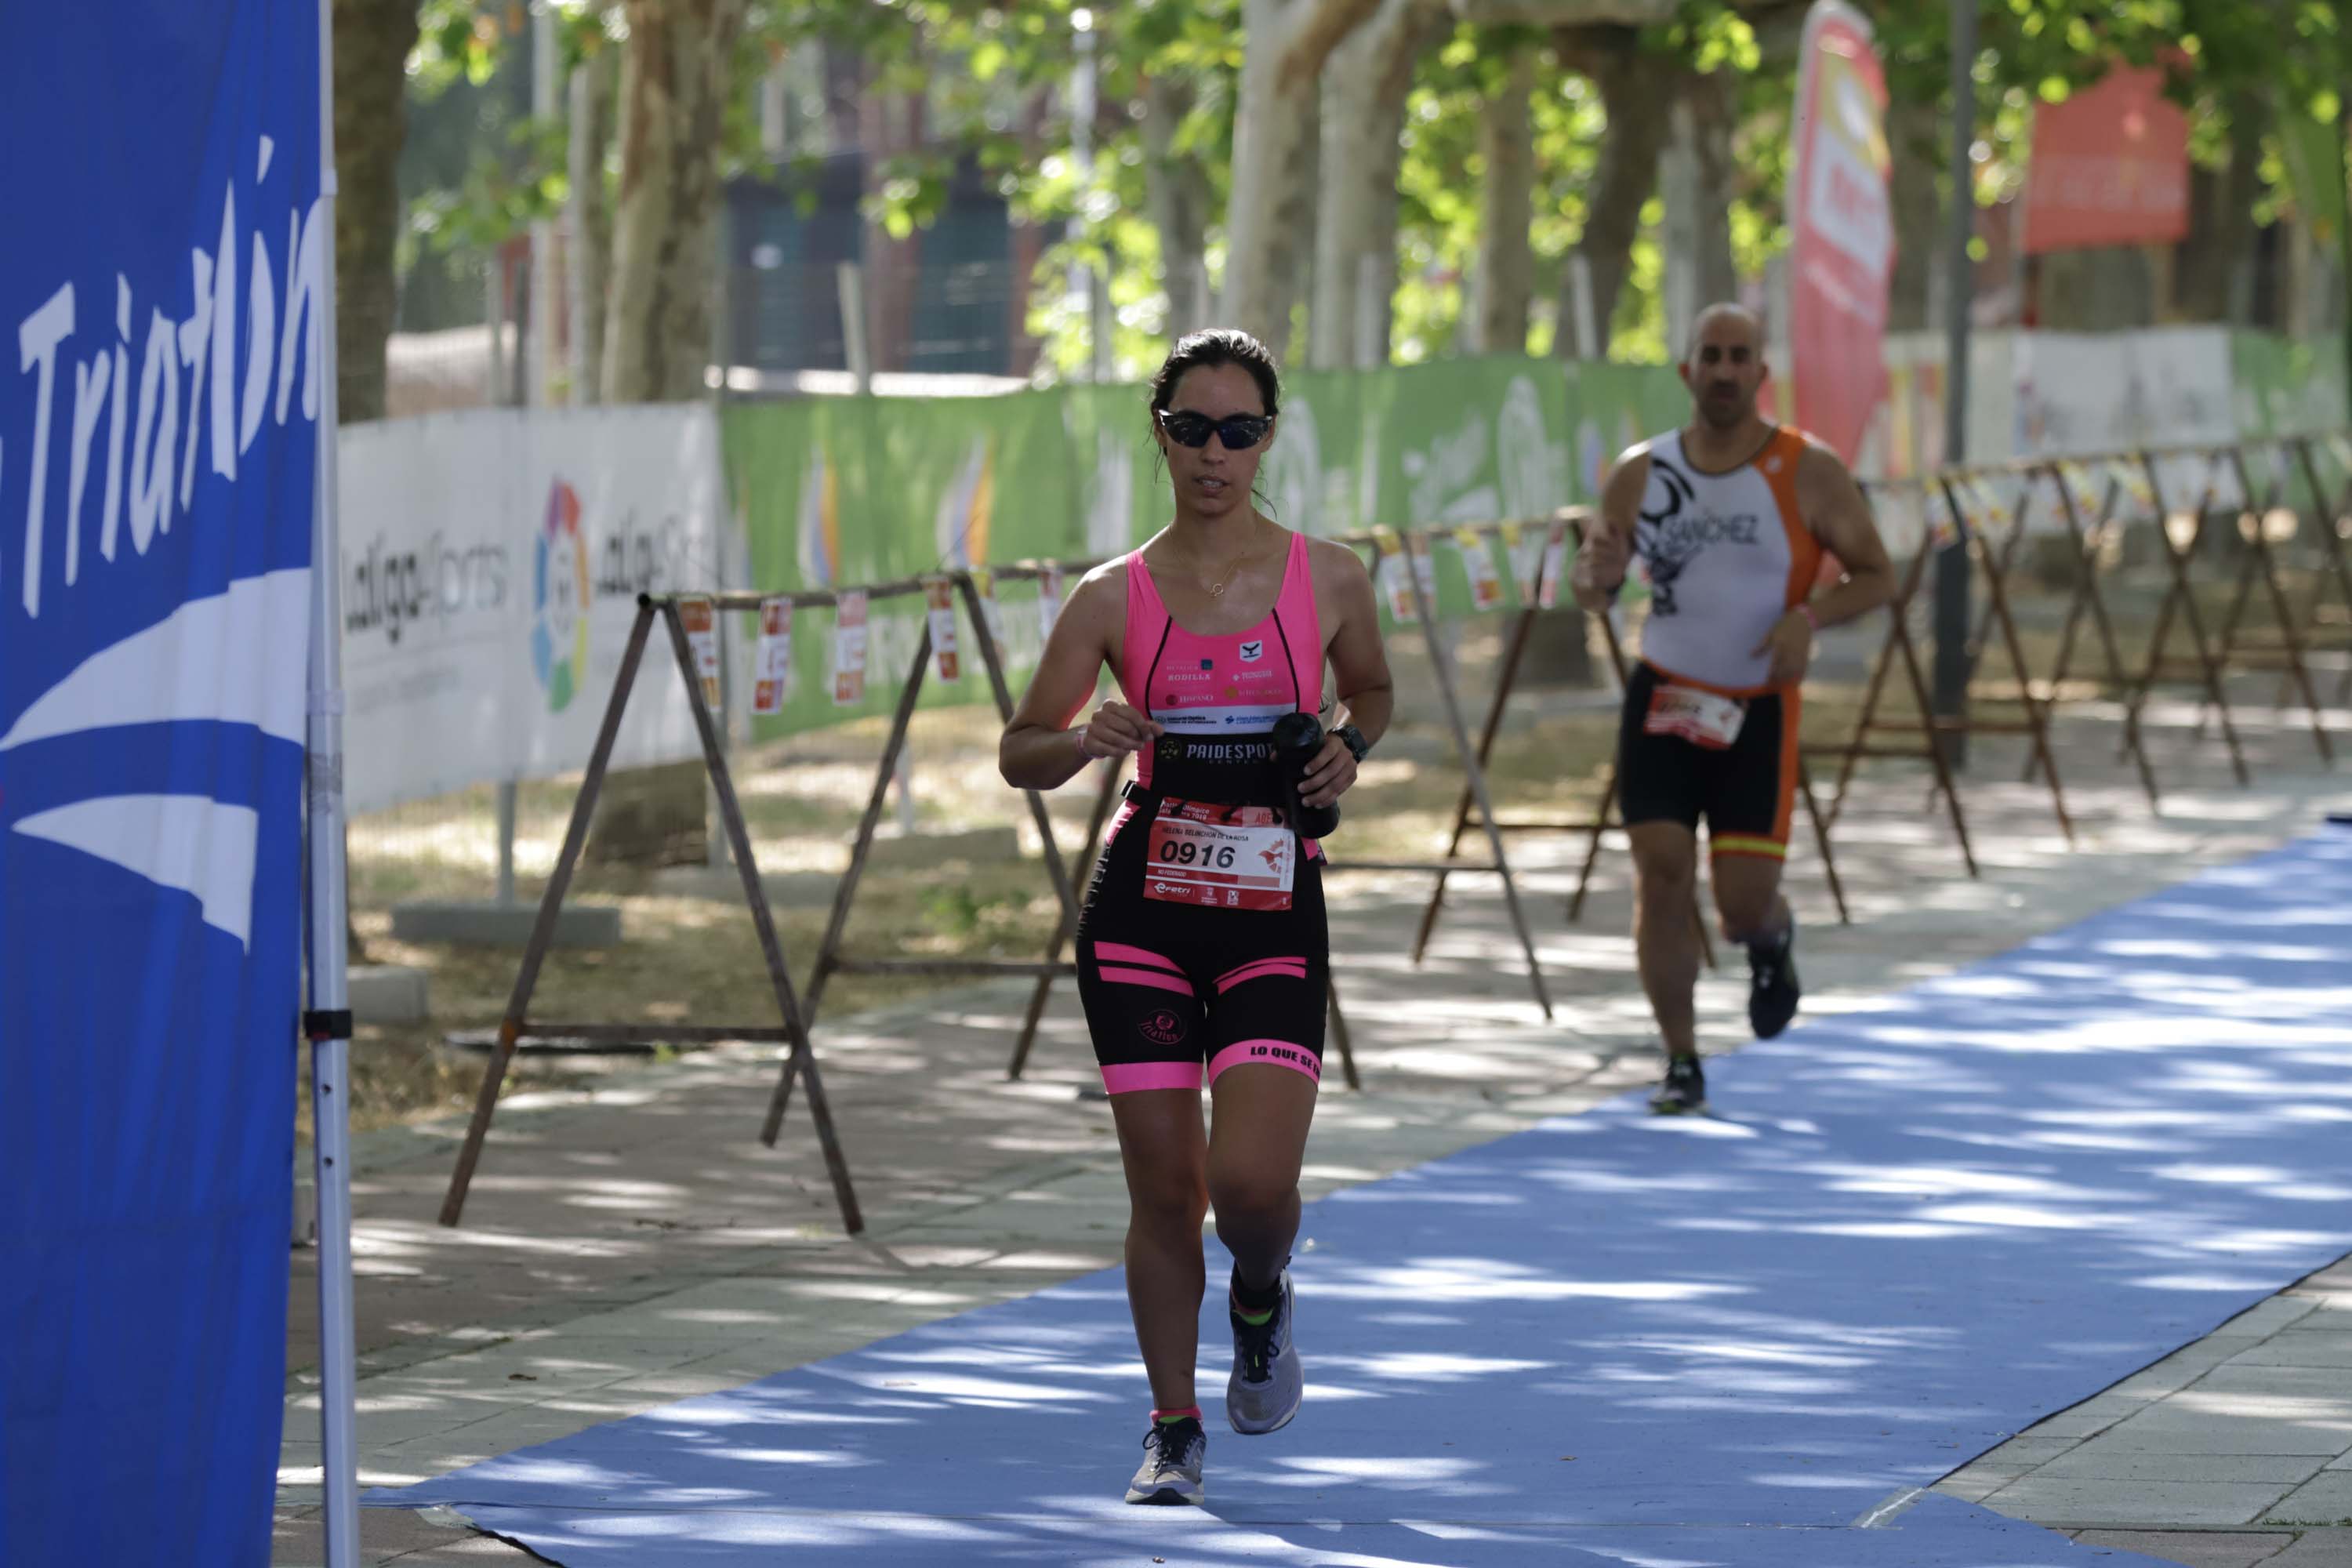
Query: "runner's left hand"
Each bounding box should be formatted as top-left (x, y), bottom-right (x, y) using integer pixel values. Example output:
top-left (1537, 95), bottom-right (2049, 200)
top-left (1298, 734), bottom-right (1358, 808)
top-left (1753, 612), bottom-right (1813, 688)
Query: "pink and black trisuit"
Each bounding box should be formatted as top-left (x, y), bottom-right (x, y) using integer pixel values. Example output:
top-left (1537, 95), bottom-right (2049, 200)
top-left (1076, 532), bottom-right (1330, 1094)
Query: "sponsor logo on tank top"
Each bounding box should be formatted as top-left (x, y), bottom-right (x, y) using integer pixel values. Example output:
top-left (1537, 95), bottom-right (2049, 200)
top-left (1163, 739), bottom-right (1272, 764)
top-left (1637, 455), bottom-right (1767, 618)
top-left (1240, 640), bottom-right (1265, 662)
top-left (1152, 702), bottom-right (1294, 731)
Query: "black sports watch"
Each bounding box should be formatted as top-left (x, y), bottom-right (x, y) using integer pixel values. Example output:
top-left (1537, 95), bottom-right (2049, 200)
top-left (1333, 723), bottom-right (1371, 764)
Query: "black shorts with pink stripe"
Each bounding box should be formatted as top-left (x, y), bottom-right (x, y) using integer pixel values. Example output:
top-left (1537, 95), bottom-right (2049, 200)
top-left (1074, 805), bottom-right (1330, 1095)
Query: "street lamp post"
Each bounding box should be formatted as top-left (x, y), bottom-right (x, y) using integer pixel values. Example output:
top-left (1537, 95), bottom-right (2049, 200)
top-left (1933, 0), bottom-right (1979, 766)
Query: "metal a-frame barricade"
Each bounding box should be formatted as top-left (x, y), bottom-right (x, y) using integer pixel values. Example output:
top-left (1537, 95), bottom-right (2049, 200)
top-left (2288, 434), bottom-right (2352, 713)
top-left (1806, 478), bottom-right (1998, 877)
top-left (1333, 524), bottom-right (1556, 1022)
top-left (1878, 460), bottom-right (2124, 840)
top-left (2005, 456), bottom-right (2168, 810)
top-left (437, 593), bottom-right (863, 1233)
top-left (2179, 438), bottom-right (2350, 757)
top-left (2114, 442), bottom-right (2335, 781)
top-left (1406, 514), bottom-right (1849, 973)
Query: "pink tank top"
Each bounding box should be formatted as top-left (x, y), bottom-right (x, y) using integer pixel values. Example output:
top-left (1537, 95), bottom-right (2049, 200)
top-left (1118, 532), bottom-right (1324, 803)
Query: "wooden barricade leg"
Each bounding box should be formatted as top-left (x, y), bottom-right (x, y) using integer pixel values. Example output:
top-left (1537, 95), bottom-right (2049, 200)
top-left (761, 626), bottom-right (932, 1145)
top-left (657, 604), bottom-right (862, 1232)
top-left (2228, 448), bottom-right (2336, 764)
top-left (1819, 537), bottom-right (1926, 829)
top-left (1806, 524), bottom-right (1975, 876)
top-left (1888, 539), bottom-right (1982, 876)
top-left (1325, 971), bottom-right (1361, 1091)
top-left (2125, 453), bottom-right (2251, 786)
top-left (1006, 760), bottom-right (1121, 1080)
top-left (1795, 757), bottom-right (1851, 925)
top-left (1946, 474), bottom-right (2074, 845)
top-left (2291, 438), bottom-right (2352, 708)
top-left (1568, 766), bottom-right (1621, 924)
top-left (441, 604), bottom-right (656, 1227)
top-left (1391, 533), bottom-right (1553, 1020)
top-left (2185, 459), bottom-right (2273, 747)
top-left (1563, 595), bottom-right (1717, 966)
top-left (2042, 466), bottom-right (2165, 811)
top-left (960, 574), bottom-right (1083, 917)
top-left (1411, 607), bottom-right (1538, 964)
top-left (1567, 606), bottom-right (1634, 920)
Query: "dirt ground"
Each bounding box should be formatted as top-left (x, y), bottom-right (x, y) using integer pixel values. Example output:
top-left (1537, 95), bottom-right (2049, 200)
top-left (316, 547), bottom-right (2347, 1141)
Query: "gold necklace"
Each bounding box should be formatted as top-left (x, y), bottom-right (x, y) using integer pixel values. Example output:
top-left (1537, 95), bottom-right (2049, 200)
top-left (1197, 531), bottom-right (1262, 597)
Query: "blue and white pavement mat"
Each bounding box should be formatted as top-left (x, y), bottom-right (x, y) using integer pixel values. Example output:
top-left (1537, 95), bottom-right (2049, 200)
top-left (374, 829), bottom-right (2352, 1566)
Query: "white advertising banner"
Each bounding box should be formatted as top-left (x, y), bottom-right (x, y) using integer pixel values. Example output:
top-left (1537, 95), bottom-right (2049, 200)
top-left (338, 405), bottom-right (730, 815)
top-left (2013, 327), bottom-right (2242, 517)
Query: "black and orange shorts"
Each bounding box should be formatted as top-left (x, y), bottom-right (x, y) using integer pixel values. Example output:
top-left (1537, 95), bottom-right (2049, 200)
top-left (1617, 661), bottom-right (1800, 862)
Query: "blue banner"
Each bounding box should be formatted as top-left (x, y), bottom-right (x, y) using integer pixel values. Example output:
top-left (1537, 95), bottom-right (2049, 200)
top-left (1, 5), bottom-right (320, 1563)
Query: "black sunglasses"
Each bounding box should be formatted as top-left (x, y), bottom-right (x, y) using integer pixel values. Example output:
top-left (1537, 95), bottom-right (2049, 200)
top-left (1158, 409), bottom-right (1272, 451)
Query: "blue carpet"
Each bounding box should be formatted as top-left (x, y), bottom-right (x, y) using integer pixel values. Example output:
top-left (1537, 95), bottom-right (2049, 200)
top-left (374, 829), bottom-right (2352, 1566)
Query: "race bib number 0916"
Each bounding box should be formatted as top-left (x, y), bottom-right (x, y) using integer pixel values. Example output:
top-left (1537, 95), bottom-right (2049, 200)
top-left (1144, 800), bottom-right (1295, 912)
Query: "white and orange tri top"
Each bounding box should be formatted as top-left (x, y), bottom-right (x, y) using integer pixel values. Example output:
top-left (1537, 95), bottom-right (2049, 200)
top-left (1629, 425), bottom-right (1824, 694)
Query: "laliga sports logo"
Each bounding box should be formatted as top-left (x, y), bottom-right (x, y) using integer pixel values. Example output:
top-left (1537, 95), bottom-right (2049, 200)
top-left (532, 480), bottom-right (590, 712)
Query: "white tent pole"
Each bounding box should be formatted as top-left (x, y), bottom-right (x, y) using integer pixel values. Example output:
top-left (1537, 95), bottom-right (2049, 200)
top-left (308, 2), bottom-right (361, 1565)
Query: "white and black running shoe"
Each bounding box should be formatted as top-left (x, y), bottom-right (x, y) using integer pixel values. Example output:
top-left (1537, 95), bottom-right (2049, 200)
top-left (1649, 1053), bottom-right (1708, 1115)
top-left (1227, 1272), bottom-right (1303, 1435)
top-left (1748, 918), bottom-right (1801, 1039)
top-left (1124, 1415), bottom-right (1207, 1505)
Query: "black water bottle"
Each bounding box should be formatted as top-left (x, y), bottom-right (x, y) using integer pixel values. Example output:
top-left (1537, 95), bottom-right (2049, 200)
top-left (1269, 713), bottom-right (1341, 840)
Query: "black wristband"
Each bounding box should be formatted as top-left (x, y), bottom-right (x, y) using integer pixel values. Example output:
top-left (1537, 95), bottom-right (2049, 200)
top-left (1334, 724), bottom-right (1371, 763)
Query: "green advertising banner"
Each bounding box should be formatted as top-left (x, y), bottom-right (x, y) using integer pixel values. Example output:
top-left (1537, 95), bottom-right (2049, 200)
top-left (720, 332), bottom-right (2343, 742)
top-left (2230, 331), bottom-right (2351, 509)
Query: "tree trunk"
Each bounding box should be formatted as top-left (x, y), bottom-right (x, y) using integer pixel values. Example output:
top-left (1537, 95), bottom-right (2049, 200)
top-left (2175, 89), bottom-right (2268, 323)
top-left (568, 55), bottom-right (617, 404)
top-left (1684, 67), bottom-right (1738, 310)
top-left (861, 87), bottom-right (927, 373)
top-left (331, 0), bottom-right (422, 425)
top-left (597, 0), bottom-right (742, 867)
top-left (1223, 0), bottom-right (1375, 347)
top-left (604, 0), bottom-right (746, 402)
top-left (1309, 0), bottom-right (1443, 368)
top-left (1142, 74), bottom-right (1217, 336)
top-left (1556, 28), bottom-right (1671, 358)
top-left (1882, 96), bottom-right (1942, 332)
top-left (1472, 51), bottom-right (1538, 355)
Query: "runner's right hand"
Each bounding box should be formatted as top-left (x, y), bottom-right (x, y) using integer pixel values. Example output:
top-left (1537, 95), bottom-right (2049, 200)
top-left (1573, 524), bottom-right (1629, 593)
top-left (1077, 701), bottom-right (1163, 758)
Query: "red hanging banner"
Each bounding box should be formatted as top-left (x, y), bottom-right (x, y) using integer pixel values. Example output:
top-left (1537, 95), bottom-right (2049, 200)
top-left (1788, 0), bottom-right (1895, 465)
top-left (2022, 65), bottom-right (2190, 255)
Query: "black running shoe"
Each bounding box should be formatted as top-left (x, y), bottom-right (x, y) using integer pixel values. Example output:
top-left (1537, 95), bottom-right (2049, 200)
top-left (1747, 920), bottom-right (1800, 1040)
top-left (1125, 1416), bottom-right (1206, 1505)
top-left (1649, 1054), bottom-right (1707, 1115)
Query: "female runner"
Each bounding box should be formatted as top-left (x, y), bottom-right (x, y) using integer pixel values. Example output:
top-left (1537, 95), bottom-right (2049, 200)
top-left (1000, 328), bottom-right (1393, 1505)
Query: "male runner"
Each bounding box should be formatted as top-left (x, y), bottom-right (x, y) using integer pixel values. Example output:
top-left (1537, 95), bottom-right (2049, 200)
top-left (1570, 303), bottom-right (1895, 1113)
